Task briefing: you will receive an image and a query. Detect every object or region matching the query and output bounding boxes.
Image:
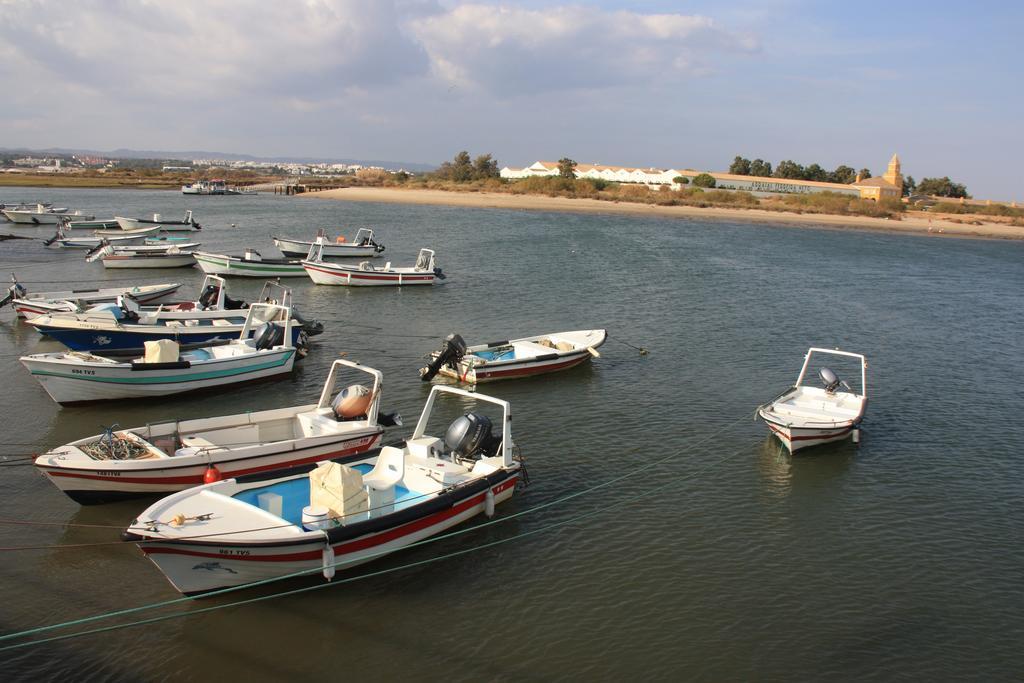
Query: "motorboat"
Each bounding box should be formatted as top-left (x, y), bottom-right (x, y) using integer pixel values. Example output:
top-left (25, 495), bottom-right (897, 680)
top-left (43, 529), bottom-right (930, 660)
top-left (115, 211), bottom-right (201, 232)
top-left (96, 246), bottom-right (198, 269)
top-left (3, 204), bottom-right (92, 224)
top-left (181, 180), bottom-right (226, 195)
top-left (421, 329), bottom-right (606, 383)
top-left (0, 277), bottom-right (181, 318)
top-left (121, 383), bottom-right (521, 594)
top-left (47, 226), bottom-right (162, 249)
top-left (274, 228), bottom-right (384, 258)
top-left (35, 359), bottom-right (400, 503)
top-left (303, 247), bottom-right (444, 286)
top-left (25, 277), bottom-right (320, 353)
top-left (756, 347), bottom-right (868, 453)
top-left (63, 218), bottom-right (121, 230)
top-left (21, 303), bottom-right (304, 405)
top-left (195, 249), bottom-right (308, 278)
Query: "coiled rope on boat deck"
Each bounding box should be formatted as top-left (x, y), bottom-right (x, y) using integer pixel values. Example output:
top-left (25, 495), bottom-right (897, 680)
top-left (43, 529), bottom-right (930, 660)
top-left (0, 414), bottom-right (752, 651)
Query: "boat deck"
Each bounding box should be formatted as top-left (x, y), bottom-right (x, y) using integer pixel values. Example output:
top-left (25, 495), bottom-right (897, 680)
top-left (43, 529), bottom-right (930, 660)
top-left (233, 463), bottom-right (422, 526)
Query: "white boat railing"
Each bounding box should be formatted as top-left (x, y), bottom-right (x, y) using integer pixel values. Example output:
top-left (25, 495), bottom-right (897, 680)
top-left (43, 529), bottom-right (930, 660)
top-left (315, 359), bottom-right (384, 427)
top-left (794, 347), bottom-right (867, 398)
top-left (413, 386), bottom-right (513, 467)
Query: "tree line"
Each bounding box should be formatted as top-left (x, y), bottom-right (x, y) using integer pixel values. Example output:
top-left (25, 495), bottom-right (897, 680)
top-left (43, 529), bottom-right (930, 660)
top-left (728, 155), bottom-right (872, 185)
top-left (727, 155), bottom-right (969, 198)
top-left (432, 151), bottom-right (500, 182)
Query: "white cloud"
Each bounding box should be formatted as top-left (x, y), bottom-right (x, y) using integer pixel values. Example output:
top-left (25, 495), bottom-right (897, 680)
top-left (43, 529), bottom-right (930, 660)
top-left (406, 4), bottom-right (758, 93)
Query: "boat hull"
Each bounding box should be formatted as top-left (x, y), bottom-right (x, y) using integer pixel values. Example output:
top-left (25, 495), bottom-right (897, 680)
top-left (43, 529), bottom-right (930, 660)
top-left (101, 254), bottom-right (197, 268)
top-left (29, 321), bottom-right (301, 353)
top-left (195, 252), bottom-right (307, 278)
top-left (303, 262), bottom-right (435, 286)
top-left (274, 237), bottom-right (378, 258)
top-left (21, 347), bottom-right (296, 404)
top-left (116, 217), bottom-right (199, 232)
top-left (136, 472), bottom-right (517, 594)
top-left (65, 219), bottom-right (120, 230)
top-left (4, 210), bottom-right (89, 224)
top-left (12, 283), bottom-right (181, 318)
top-left (441, 351), bottom-right (592, 383)
top-left (39, 432), bottom-right (383, 504)
top-left (758, 410), bottom-right (859, 453)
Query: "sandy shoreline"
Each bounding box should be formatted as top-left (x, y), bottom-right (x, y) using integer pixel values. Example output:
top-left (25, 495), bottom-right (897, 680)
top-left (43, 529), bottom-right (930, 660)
top-left (306, 187), bottom-right (1024, 241)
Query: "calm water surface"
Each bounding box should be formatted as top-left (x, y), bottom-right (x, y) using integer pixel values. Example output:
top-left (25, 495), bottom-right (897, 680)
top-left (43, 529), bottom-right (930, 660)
top-left (0, 188), bottom-right (1022, 681)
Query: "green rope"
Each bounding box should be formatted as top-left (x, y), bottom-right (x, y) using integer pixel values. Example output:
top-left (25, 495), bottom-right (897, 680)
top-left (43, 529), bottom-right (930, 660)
top-left (0, 416), bottom-right (748, 648)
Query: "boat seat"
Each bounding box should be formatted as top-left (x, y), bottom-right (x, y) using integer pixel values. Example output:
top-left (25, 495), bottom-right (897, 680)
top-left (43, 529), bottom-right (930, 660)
top-left (363, 447), bottom-right (405, 491)
top-left (211, 319), bottom-right (234, 326)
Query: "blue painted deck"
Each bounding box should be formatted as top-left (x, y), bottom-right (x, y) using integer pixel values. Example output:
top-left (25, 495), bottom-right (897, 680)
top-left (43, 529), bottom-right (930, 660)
top-left (233, 463), bottom-right (421, 525)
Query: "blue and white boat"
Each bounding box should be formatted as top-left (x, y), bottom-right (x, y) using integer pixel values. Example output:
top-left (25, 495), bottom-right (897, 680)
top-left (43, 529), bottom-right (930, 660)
top-left (26, 277), bottom-right (318, 354)
top-left (21, 303), bottom-right (303, 404)
top-left (35, 359), bottom-right (400, 504)
top-left (121, 383), bottom-right (521, 594)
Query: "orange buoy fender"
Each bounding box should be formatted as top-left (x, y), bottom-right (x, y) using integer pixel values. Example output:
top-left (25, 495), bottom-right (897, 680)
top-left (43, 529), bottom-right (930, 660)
top-left (203, 464), bottom-right (223, 484)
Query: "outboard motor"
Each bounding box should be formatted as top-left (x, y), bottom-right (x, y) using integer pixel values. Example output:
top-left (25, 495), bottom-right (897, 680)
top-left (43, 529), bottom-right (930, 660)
top-left (419, 333), bottom-right (467, 381)
top-left (0, 280), bottom-right (26, 309)
top-left (331, 384), bottom-right (372, 419)
top-left (198, 284), bottom-right (220, 310)
top-left (372, 240), bottom-right (385, 253)
top-left (253, 322), bottom-right (284, 350)
top-left (291, 306), bottom-right (324, 336)
top-left (433, 267), bottom-right (446, 280)
top-left (445, 412), bottom-right (499, 461)
top-left (222, 293), bottom-right (247, 310)
top-left (818, 367), bottom-right (851, 394)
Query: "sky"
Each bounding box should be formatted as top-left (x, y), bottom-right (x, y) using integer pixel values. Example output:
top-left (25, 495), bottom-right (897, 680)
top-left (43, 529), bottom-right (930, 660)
top-left (1, 0), bottom-right (1021, 200)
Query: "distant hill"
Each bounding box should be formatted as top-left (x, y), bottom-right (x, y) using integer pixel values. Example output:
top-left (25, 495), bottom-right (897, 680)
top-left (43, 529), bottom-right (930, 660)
top-left (0, 146), bottom-right (437, 172)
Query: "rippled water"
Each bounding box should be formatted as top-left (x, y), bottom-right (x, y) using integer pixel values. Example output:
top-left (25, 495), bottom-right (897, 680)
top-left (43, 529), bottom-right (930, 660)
top-left (1, 188), bottom-right (1022, 681)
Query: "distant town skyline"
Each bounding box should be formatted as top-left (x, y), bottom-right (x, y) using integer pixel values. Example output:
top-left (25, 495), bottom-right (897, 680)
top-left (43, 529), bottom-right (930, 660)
top-left (1, 1), bottom-right (1020, 200)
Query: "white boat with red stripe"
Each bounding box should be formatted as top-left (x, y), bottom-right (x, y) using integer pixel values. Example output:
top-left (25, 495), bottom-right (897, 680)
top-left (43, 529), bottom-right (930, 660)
top-left (303, 246), bottom-right (444, 286)
top-left (34, 359), bottom-right (401, 504)
top-left (1, 277), bottom-right (181, 318)
top-left (756, 347), bottom-right (868, 453)
top-left (421, 329), bottom-right (606, 384)
top-left (122, 384), bottom-right (524, 595)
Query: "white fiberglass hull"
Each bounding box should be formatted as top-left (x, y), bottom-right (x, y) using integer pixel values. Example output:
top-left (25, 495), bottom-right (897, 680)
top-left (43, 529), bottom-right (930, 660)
top-left (274, 237), bottom-right (378, 258)
top-left (432, 329), bottom-right (606, 383)
top-left (102, 253), bottom-right (197, 268)
top-left (302, 261), bottom-right (436, 286)
top-left (10, 283), bottom-right (181, 318)
top-left (37, 429), bottom-right (383, 503)
top-left (195, 252), bottom-right (307, 278)
top-left (116, 217), bottom-right (199, 232)
top-left (134, 474), bottom-right (517, 594)
top-left (757, 410), bottom-right (858, 453)
top-left (4, 210), bottom-right (88, 224)
top-left (21, 347), bottom-right (296, 404)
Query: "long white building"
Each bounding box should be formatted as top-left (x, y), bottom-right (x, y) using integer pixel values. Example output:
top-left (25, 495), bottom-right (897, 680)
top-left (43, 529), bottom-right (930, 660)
top-left (500, 159), bottom-right (905, 200)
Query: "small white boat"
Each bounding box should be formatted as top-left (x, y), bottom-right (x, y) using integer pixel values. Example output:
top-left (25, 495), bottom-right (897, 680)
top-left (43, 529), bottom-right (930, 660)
top-left (421, 329), bottom-right (606, 383)
top-left (0, 278), bottom-right (181, 318)
top-left (195, 249), bottom-right (308, 278)
top-left (303, 247), bottom-right (443, 286)
top-left (274, 228), bottom-right (384, 258)
top-left (88, 242), bottom-right (201, 258)
top-left (25, 276), bottom-right (318, 353)
top-left (756, 347), bottom-right (868, 453)
top-left (181, 180), bottom-right (226, 195)
top-left (63, 218), bottom-right (120, 230)
top-left (35, 359), bottom-right (401, 503)
top-left (97, 246), bottom-right (198, 269)
top-left (121, 383), bottom-right (521, 594)
top-left (49, 226), bottom-right (162, 249)
top-left (4, 205), bottom-right (93, 224)
top-left (21, 303), bottom-right (302, 405)
top-left (115, 211), bottom-right (201, 232)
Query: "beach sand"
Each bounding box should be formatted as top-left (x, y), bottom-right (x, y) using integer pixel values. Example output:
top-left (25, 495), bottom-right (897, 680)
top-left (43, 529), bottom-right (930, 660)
top-left (306, 187), bottom-right (1024, 241)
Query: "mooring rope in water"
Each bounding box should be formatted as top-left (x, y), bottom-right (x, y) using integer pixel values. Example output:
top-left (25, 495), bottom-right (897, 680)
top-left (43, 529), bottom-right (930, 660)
top-left (0, 415), bottom-right (751, 649)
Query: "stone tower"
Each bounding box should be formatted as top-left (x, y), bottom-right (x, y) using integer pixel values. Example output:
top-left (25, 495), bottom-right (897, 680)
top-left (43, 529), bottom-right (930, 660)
top-left (883, 153), bottom-right (902, 194)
